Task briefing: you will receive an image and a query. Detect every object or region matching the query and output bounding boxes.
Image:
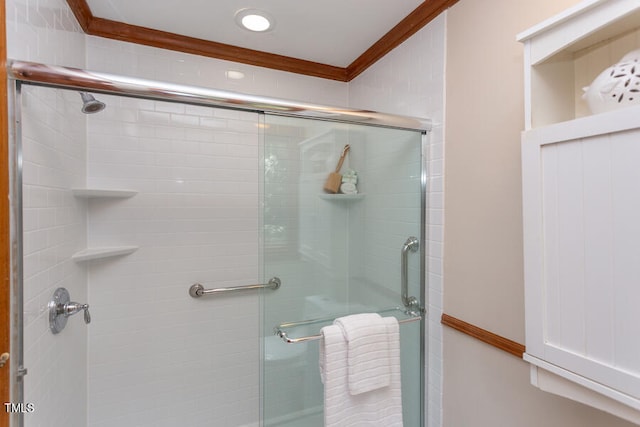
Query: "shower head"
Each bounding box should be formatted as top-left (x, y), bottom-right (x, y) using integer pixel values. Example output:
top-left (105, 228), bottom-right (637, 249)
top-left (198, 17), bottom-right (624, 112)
top-left (79, 92), bottom-right (106, 114)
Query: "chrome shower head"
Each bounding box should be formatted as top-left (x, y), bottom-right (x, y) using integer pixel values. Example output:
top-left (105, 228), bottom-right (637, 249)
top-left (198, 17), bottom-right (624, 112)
top-left (79, 92), bottom-right (106, 114)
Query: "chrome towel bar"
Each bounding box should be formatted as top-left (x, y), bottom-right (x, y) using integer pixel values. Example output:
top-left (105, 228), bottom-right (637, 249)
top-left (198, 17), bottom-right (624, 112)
top-left (189, 277), bottom-right (281, 298)
top-left (274, 307), bottom-right (422, 344)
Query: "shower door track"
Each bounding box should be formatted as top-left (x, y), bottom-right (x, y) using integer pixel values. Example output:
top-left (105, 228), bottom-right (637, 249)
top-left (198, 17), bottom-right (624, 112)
top-left (7, 59), bottom-right (431, 427)
top-left (7, 60), bottom-right (431, 132)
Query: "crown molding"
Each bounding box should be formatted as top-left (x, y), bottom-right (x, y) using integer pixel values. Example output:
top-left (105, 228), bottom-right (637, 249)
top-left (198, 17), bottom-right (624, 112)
top-left (66, 0), bottom-right (457, 82)
top-left (347, 0), bottom-right (458, 80)
top-left (87, 16), bottom-right (348, 81)
top-left (66, 0), bottom-right (92, 31)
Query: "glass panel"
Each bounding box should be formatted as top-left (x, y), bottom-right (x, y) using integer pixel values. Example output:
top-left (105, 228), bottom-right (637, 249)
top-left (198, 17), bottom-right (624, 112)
top-left (262, 114), bottom-right (424, 426)
top-left (19, 85), bottom-right (262, 427)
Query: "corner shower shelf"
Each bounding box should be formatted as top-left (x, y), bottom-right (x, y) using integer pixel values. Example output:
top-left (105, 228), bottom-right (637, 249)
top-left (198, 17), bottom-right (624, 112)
top-left (72, 188), bottom-right (138, 198)
top-left (71, 246), bottom-right (139, 262)
top-left (318, 193), bottom-right (365, 201)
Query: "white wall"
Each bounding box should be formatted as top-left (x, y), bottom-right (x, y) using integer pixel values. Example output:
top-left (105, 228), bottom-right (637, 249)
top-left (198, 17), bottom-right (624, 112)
top-left (349, 13), bottom-right (446, 427)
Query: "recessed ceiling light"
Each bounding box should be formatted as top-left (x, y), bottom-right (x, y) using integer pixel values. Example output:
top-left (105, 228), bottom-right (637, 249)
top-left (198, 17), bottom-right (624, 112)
top-left (235, 9), bottom-right (274, 32)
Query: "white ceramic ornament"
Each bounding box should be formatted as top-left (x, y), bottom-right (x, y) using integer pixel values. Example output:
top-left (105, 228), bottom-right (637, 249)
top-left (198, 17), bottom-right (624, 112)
top-left (582, 49), bottom-right (640, 114)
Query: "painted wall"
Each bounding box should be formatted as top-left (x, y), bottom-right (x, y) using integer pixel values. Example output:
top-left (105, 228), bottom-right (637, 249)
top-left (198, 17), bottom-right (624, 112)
top-left (443, 0), bottom-right (636, 425)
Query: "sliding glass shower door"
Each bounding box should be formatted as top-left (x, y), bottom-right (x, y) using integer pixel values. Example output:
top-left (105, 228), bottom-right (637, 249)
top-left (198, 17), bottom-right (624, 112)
top-left (11, 64), bottom-right (428, 427)
top-left (16, 85), bottom-right (264, 427)
top-left (261, 115), bottom-right (426, 426)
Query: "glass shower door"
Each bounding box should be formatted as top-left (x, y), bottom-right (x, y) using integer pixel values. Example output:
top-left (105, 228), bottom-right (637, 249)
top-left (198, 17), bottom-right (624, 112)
top-left (261, 114), bottom-right (425, 426)
top-left (17, 85), bottom-right (264, 427)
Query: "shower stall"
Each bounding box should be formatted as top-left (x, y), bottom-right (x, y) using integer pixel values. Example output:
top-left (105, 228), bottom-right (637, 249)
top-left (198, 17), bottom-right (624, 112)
top-left (7, 61), bottom-right (430, 427)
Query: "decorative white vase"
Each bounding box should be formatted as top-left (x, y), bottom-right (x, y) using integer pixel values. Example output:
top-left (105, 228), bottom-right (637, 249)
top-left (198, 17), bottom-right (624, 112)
top-left (582, 49), bottom-right (640, 114)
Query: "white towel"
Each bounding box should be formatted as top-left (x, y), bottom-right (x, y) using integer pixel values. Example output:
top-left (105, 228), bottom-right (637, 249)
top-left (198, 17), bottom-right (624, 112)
top-left (334, 313), bottom-right (390, 395)
top-left (319, 316), bottom-right (403, 427)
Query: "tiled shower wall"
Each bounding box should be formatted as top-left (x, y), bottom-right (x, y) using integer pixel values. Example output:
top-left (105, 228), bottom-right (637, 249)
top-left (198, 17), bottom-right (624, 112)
top-left (82, 38), bottom-right (351, 427)
top-left (20, 87), bottom-right (88, 427)
top-left (7, 0), bottom-right (447, 425)
top-left (86, 36), bottom-right (349, 106)
top-left (6, 0), bottom-right (85, 68)
top-left (260, 120), bottom-right (425, 426)
top-left (7, 0), bottom-right (87, 425)
top-left (84, 96), bottom-right (262, 427)
top-left (349, 13), bottom-right (447, 427)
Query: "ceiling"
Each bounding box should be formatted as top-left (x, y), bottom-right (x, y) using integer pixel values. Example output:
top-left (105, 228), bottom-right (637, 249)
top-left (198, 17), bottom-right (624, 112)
top-left (86, 0), bottom-right (423, 67)
top-left (71, 0), bottom-right (456, 81)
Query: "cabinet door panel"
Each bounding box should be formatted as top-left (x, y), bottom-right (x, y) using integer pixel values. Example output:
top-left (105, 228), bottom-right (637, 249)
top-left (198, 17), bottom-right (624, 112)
top-left (523, 125), bottom-right (640, 401)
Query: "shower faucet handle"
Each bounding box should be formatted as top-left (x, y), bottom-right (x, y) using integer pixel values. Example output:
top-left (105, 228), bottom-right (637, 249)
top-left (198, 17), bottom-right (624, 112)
top-left (62, 302), bottom-right (91, 324)
top-left (49, 288), bottom-right (91, 334)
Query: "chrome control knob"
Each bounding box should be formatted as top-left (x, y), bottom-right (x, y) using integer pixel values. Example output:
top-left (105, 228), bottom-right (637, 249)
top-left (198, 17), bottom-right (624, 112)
top-left (61, 302), bottom-right (91, 324)
top-left (49, 288), bottom-right (91, 334)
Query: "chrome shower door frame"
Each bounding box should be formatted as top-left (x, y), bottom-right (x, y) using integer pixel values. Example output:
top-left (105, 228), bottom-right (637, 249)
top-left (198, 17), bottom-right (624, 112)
top-left (8, 79), bottom-right (25, 427)
top-left (7, 60), bottom-right (431, 427)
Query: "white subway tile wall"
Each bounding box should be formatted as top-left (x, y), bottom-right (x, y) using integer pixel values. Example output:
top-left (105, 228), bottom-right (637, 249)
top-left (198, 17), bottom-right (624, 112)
top-left (8, 0), bottom-right (446, 424)
top-left (21, 86), bottom-right (88, 427)
top-left (6, 0), bottom-right (86, 67)
top-left (7, 0), bottom-right (89, 424)
top-left (349, 14), bottom-right (447, 427)
top-left (85, 36), bottom-right (349, 107)
top-left (260, 119), bottom-right (425, 425)
top-left (82, 37), bottom-right (350, 427)
top-left (84, 95), bottom-right (261, 427)
top-left (352, 128), bottom-right (424, 427)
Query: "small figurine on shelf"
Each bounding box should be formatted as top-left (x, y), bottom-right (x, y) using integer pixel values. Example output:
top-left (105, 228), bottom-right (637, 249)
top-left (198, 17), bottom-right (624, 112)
top-left (340, 169), bottom-right (358, 194)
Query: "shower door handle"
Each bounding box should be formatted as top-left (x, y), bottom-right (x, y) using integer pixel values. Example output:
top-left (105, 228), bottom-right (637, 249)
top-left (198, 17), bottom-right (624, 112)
top-left (189, 277), bottom-right (281, 298)
top-left (401, 237), bottom-right (420, 310)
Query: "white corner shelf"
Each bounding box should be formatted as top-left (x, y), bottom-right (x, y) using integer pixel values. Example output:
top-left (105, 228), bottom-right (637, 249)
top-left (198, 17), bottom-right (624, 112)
top-left (72, 188), bottom-right (138, 198)
top-left (71, 246), bottom-right (139, 262)
top-left (318, 193), bottom-right (365, 201)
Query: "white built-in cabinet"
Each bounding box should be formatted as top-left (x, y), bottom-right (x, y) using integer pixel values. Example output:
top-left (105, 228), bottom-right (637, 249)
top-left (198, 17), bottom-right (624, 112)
top-left (519, 1), bottom-right (640, 424)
